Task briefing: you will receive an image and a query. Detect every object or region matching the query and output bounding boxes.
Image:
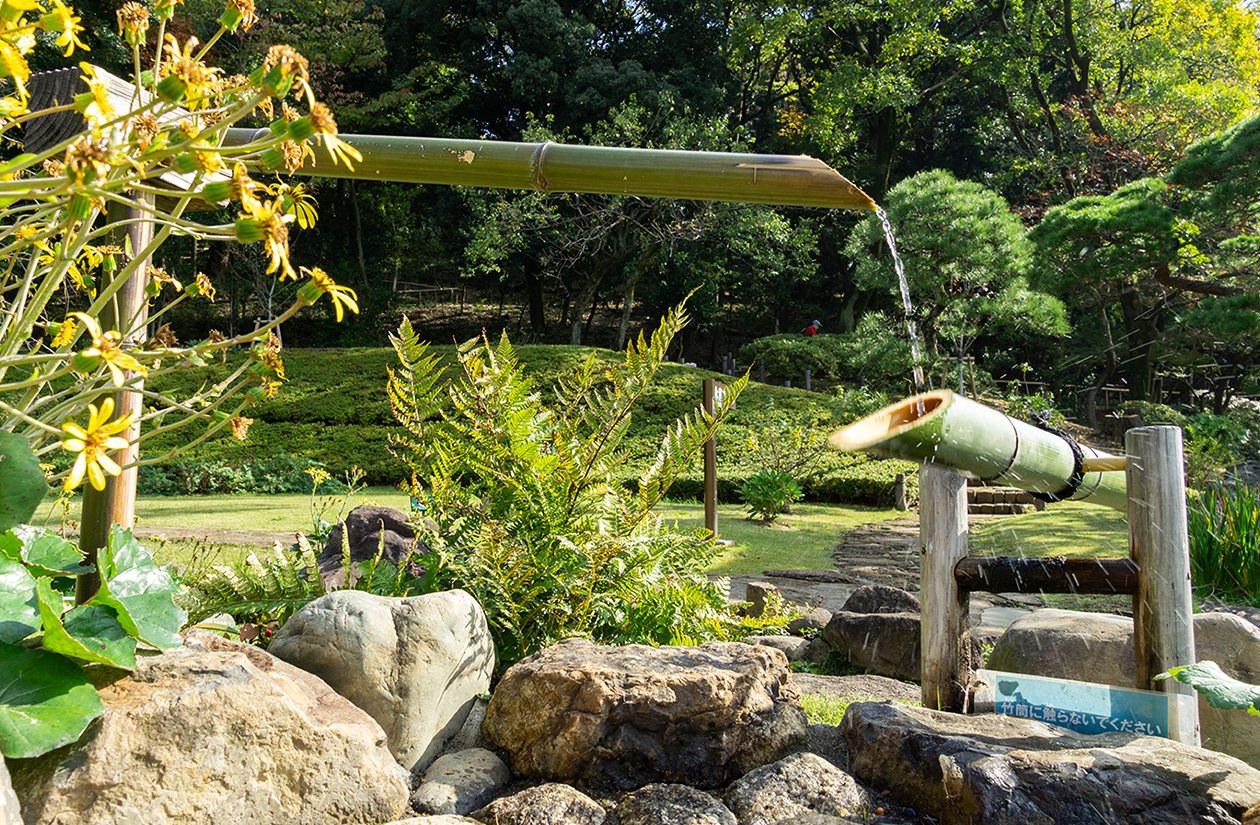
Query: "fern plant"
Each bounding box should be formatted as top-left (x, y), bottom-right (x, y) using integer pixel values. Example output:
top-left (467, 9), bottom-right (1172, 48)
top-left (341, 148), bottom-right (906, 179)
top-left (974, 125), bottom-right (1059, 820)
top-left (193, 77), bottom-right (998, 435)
top-left (388, 298), bottom-right (748, 669)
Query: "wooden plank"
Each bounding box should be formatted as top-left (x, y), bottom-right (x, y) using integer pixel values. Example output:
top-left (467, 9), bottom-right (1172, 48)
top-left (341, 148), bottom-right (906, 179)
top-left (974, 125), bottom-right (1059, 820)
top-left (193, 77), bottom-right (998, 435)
top-left (920, 462), bottom-right (970, 711)
top-left (703, 378), bottom-right (717, 537)
top-left (954, 556), bottom-right (1139, 594)
top-left (1127, 426), bottom-right (1199, 746)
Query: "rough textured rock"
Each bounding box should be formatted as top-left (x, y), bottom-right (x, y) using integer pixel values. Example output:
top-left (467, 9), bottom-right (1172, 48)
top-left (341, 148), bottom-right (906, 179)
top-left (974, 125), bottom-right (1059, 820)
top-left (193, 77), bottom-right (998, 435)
top-left (987, 608), bottom-right (1260, 768)
top-left (842, 586), bottom-right (920, 615)
top-left (823, 610), bottom-right (922, 682)
top-left (441, 696), bottom-right (491, 754)
top-left (743, 635), bottom-right (810, 661)
top-left (410, 749), bottom-right (511, 816)
top-left (1208, 603), bottom-right (1260, 633)
top-left (471, 783), bottom-right (605, 825)
top-left (744, 582), bottom-right (779, 618)
top-left (385, 818), bottom-right (481, 825)
top-left (268, 589), bottom-right (494, 776)
top-left (1, 757), bottom-right (19, 825)
top-left (319, 504), bottom-right (419, 588)
top-left (767, 815), bottom-right (877, 825)
top-left (1244, 799), bottom-right (1260, 825)
top-left (842, 701), bottom-right (1260, 825)
top-left (482, 638), bottom-right (806, 792)
top-left (614, 784), bottom-right (736, 825)
top-left (786, 607), bottom-right (833, 636)
top-left (9, 631), bottom-right (409, 825)
top-left (723, 752), bottom-right (873, 823)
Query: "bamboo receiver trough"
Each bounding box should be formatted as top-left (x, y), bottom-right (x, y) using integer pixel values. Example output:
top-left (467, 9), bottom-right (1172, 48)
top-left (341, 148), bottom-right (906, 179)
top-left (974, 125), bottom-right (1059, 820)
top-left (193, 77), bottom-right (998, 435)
top-left (829, 389), bottom-right (1128, 512)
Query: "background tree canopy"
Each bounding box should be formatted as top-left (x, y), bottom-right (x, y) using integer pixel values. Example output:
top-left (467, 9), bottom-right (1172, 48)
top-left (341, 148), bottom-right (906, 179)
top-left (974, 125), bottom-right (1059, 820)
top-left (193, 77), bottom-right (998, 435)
top-left (40, 0), bottom-right (1260, 408)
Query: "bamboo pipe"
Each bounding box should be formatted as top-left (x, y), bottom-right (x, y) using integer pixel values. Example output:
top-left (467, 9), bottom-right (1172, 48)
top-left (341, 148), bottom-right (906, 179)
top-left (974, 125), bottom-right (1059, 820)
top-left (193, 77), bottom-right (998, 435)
top-left (221, 129), bottom-right (876, 211)
top-left (828, 389), bottom-right (1128, 511)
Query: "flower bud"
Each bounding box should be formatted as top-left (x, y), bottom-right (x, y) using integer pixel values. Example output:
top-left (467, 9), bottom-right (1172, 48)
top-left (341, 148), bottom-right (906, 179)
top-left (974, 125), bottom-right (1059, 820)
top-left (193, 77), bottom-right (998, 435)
top-left (287, 116), bottom-right (315, 142)
top-left (72, 351), bottom-right (102, 373)
top-left (201, 180), bottom-right (232, 204)
top-left (66, 194), bottom-right (93, 220)
top-left (235, 218), bottom-right (264, 243)
top-left (156, 75), bottom-right (187, 104)
top-left (219, 6), bottom-right (243, 30)
top-left (259, 147), bottom-right (284, 169)
top-left (173, 153), bottom-right (199, 175)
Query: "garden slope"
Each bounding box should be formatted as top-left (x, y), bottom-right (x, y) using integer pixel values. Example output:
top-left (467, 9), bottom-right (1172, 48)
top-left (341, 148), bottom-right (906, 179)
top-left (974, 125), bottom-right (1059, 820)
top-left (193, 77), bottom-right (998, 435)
top-left (144, 346), bottom-right (915, 505)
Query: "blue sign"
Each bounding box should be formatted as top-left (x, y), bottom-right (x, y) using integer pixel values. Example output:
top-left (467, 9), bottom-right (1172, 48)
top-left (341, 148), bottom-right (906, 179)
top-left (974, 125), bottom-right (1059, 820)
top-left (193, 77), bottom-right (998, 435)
top-left (973, 669), bottom-right (1169, 738)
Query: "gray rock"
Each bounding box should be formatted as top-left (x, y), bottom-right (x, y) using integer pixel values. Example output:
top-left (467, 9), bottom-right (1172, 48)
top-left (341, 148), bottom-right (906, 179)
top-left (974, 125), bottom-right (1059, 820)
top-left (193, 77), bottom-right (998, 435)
top-left (471, 783), bottom-right (605, 825)
top-left (9, 631), bottom-right (409, 825)
top-left (268, 589), bottom-right (495, 776)
top-left (319, 504), bottom-right (419, 588)
top-left (803, 635), bottom-right (832, 664)
top-left (987, 608), bottom-right (1260, 768)
top-left (723, 752), bottom-right (873, 823)
top-left (767, 815), bottom-right (873, 825)
top-left (823, 611), bottom-right (922, 682)
top-left (841, 586), bottom-right (919, 615)
top-left (1, 756), bottom-right (19, 825)
top-left (482, 639), bottom-right (807, 792)
top-left (411, 749), bottom-right (511, 816)
top-left (786, 607), bottom-right (833, 636)
top-left (745, 582), bottom-right (779, 618)
top-left (614, 784), bottom-right (736, 825)
top-left (1206, 603), bottom-right (1260, 634)
top-left (743, 635), bottom-right (810, 661)
top-left (441, 696), bottom-right (491, 754)
top-left (841, 701), bottom-right (1260, 825)
top-left (385, 818), bottom-right (481, 825)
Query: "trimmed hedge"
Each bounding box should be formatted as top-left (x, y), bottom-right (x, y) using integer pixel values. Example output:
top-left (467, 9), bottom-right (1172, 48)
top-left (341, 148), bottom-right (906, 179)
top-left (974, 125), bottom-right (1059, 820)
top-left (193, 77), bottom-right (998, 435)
top-left (143, 345), bottom-right (913, 504)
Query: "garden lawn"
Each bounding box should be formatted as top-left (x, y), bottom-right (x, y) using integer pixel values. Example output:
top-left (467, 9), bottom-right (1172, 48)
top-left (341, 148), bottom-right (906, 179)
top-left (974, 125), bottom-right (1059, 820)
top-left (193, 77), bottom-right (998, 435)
top-left (656, 501), bottom-right (903, 574)
top-left (967, 500), bottom-right (1129, 560)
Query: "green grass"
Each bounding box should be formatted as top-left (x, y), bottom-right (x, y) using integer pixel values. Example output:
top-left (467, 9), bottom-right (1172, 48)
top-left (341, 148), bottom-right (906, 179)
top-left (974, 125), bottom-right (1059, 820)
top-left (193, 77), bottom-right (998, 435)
top-left (656, 501), bottom-right (903, 574)
top-left (967, 500), bottom-right (1129, 560)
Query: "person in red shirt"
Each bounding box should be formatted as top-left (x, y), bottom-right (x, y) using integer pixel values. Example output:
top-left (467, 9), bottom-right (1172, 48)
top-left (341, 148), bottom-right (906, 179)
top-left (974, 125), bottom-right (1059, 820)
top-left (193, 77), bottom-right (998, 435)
top-left (803, 319), bottom-right (822, 336)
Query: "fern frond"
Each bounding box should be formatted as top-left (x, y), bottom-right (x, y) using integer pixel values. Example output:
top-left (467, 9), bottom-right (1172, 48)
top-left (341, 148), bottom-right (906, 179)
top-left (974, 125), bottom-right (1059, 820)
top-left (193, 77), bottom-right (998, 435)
top-left (185, 541), bottom-right (325, 624)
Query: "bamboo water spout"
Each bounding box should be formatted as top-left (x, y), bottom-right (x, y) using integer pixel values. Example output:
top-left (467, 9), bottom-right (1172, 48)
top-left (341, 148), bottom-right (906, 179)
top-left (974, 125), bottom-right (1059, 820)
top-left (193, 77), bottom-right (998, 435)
top-left (221, 129), bottom-right (876, 211)
top-left (829, 389), bottom-right (1127, 511)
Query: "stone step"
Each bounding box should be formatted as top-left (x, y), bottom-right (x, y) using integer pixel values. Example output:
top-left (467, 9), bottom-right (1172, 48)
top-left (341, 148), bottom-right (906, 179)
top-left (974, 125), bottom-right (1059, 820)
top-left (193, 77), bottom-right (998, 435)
top-left (967, 486), bottom-right (1038, 505)
top-left (967, 502), bottom-right (1035, 516)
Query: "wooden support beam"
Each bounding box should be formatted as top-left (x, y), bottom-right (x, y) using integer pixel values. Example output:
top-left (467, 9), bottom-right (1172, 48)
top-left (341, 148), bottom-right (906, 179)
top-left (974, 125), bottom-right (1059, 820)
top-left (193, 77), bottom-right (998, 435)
top-left (920, 463), bottom-right (970, 712)
top-left (1127, 426), bottom-right (1199, 746)
top-left (954, 556), bottom-right (1139, 594)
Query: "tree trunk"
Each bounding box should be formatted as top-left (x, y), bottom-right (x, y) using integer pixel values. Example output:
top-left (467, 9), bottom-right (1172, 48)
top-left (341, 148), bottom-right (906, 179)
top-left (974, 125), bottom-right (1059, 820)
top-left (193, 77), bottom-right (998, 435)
top-left (523, 269), bottom-right (545, 342)
top-left (350, 180), bottom-right (367, 289)
top-left (1119, 287), bottom-right (1158, 402)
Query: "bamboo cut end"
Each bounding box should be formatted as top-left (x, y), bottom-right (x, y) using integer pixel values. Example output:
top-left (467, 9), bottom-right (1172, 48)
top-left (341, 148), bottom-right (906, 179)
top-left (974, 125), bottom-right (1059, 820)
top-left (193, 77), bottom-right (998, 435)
top-left (828, 389), bottom-right (953, 452)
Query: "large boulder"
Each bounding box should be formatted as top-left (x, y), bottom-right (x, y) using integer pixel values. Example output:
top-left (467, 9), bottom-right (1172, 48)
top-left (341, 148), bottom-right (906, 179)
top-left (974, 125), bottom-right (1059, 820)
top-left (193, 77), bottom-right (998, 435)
top-left (318, 505), bottom-right (419, 588)
top-left (268, 589), bottom-right (495, 776)
top-left (823, 610), bottom-right (922, 682)
top-left (615, 784), bottom-right (736, 825)
top-left (987, 608), bottom-right (1260, 768)
top-left (470, 784), bottom-right (605, 825)
top-left (482, 638), bottom-right (807, 792)
top-left (842, 701), bottom-right (1260, 825)
top-left (9, 631), bottom-right (409, 825)
top-left (1, 756), bottom-right (19, 825)
top-left (410, 749), bottom-right (511, 817)
top-left (722, 752), bottom-right (874, 822)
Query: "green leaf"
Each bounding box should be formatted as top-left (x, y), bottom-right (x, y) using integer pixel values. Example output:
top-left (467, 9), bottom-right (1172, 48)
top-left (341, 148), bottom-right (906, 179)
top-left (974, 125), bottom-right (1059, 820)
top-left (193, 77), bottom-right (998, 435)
top-left (36, 579), bottom-right (136, 668)
top-left (0, 551), bottom-right (40, 644)
top-left (0, 433), bottom-right (46, 535)
top-left (3, 525), bottom-right (90, 577)
top-left (0, 641), bottom-right (103, 758)
top-left (92, 527), bottom-right (185, 650)
top-left (1158, 661), bottom-right (1260, 716)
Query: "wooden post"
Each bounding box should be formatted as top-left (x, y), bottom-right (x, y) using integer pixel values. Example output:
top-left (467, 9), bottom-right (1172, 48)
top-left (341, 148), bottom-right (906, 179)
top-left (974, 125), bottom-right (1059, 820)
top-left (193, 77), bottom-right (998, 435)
top-left (804, 369), bottom-right (811, 391)
top-left (920, 462), bottom-right (970, 711)
top-left (894, 473), bottom-right (908, 511)
top-left (1127, 426), bottom-right (1199, 745)
top-left (703, 377), bottom-right (717, 537)
top-left (758, 359), bottom-right (765, 383)
top-left (76, 195), bottom-right (153, 603)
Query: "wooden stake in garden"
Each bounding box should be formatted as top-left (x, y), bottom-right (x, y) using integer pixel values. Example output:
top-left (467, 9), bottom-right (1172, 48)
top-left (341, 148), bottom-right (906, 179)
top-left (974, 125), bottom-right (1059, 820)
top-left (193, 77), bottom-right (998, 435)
top-left (919, 461), bottom-right (970, 711)
top-left (1127, 425), bottom-right (1200, 746)
top-left (703, 378), bottom-right (718, 537)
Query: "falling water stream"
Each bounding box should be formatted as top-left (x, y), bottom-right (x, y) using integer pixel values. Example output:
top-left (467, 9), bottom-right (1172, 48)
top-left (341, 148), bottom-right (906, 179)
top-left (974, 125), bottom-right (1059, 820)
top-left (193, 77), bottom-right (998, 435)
top-left (876, 207), bottom-right (926, 394)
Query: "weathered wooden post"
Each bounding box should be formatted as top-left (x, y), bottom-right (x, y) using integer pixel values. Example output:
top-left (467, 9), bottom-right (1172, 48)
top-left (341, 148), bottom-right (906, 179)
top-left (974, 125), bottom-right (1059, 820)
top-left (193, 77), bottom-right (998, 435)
top-left (75, 195), bottom-right (153, 604)
top-left (1126, 426), bottom-right (1199, 745)
top-left (920, 462), bottom-right (970, 711)
top-left (894, 473), bottom-right (908, 511)
top-left (703, 377), bottom-right (718, 536)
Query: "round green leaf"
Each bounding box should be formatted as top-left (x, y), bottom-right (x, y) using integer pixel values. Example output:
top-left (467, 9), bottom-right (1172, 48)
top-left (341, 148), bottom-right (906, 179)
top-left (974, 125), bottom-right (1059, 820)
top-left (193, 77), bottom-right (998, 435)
top-left (93, 526), bottom-right (185, 649)
top-left (0, 551), bottom-right (39, 644)
top-left (0, 433), bottom-right (46, 535)
top-left (36, 579), bottom-right (136, 669)
top-left (8, 525), bottom-right (90, 577)
top-left (0, 641), bottom-right (103, 758)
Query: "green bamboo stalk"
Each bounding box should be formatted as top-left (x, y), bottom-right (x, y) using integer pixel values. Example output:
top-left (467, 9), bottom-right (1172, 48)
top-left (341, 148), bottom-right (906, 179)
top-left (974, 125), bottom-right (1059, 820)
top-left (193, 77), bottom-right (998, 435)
top-left (221, 129), bottom-right (876, 211)
top-left (829, 389), bottom-right (1128, 511)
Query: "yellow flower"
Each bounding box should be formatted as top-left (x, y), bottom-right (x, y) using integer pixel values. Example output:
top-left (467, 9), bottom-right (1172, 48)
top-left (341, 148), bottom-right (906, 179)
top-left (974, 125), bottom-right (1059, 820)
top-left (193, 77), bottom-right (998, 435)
top-left (147, 265), bottom-right (182, 293)
top-left (298, 266), bottom-right (358, 322)
top-left (308, 103), bottom-right (362, 170)
top-left (238, 196), bottom-right (295, 280)
top-left (71, 311), bottom-right (147, 384)
top-left (256, 331), bottom-right (285, 379)
top-left (77, 63), bottom-right (114, 127)
top-left (129, 112), bottom-right (159, 150)
top-left (230, 163), bottom-right (261, 211)
top-left (61, 397), bottom-right (134, 491)
top-left (195, 271), bottom-right (215, 300)
top-left (64, 135), bottom-right (112, 186)
top-left (162, 35), bottom-right (220, 109)
top-left (262, 44), bottom-right (313, 105)
top-left (45, 0), bottom-right (89, 57)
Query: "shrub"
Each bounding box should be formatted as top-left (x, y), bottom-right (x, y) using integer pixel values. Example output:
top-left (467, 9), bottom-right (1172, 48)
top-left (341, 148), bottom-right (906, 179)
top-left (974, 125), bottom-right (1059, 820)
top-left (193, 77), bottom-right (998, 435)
top-left (1004, 390), bottom-right (1066, 427)
top-left (137, 454), bottom-right (341, 496)
top-left (740, 471), bottom-right (804, 521)
top-left (833, 386), bottom-right (891, 425)
top-left (1187, 484), bottom-right (1260, 605)
top-left (739, 334), bottom-right (845, 379)
top-left (389, 299), bottom-right (748, 670)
